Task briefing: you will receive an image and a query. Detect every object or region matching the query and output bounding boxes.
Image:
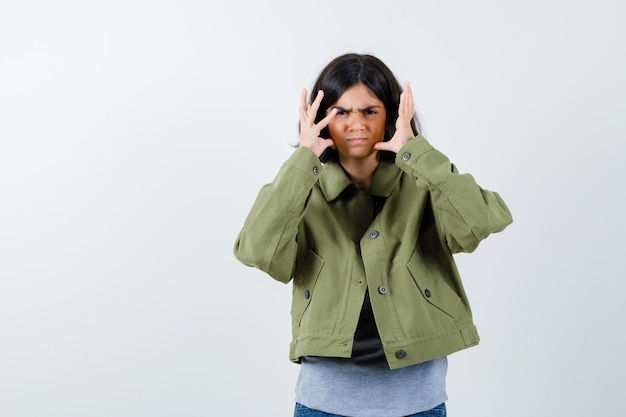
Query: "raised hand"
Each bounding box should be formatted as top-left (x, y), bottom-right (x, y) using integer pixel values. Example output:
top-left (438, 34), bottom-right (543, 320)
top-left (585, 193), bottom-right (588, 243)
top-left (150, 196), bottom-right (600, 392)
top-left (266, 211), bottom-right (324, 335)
top-left (299, 89), bottom-right (337, 157)
top-left (373, 82), bottom-right (416, 154)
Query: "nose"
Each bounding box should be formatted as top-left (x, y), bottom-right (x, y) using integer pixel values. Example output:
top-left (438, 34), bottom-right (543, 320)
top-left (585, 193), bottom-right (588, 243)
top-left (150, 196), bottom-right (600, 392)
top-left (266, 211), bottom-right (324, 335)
top-left (347, 112), bottom-right (366, 130)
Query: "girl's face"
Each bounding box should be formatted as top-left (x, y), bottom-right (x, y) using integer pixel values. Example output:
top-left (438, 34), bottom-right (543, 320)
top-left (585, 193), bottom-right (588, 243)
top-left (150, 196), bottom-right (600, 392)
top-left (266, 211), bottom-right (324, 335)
top-left (327, 83), bottom-right (387, 164)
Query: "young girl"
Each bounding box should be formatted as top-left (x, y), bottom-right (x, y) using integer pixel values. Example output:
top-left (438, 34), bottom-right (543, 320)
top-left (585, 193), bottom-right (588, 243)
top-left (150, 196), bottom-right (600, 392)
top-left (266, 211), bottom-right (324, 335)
top-left (234, 53), bottom-right (512, 417)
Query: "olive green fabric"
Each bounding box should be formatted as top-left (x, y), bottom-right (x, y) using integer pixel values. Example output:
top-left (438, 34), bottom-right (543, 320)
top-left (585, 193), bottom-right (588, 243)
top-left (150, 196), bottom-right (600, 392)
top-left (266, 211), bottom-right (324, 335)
top-left (234, 136), bottom-right (512, 369)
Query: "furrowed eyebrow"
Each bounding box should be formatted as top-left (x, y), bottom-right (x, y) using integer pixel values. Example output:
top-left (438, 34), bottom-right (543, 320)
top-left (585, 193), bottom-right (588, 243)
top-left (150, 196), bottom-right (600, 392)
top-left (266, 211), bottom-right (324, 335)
top-left (331, 105), bottom-right (382, 112)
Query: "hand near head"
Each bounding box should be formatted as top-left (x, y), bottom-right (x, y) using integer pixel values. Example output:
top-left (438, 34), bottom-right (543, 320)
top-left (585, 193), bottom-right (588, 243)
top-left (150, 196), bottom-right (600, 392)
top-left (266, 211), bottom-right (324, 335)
top-left (373, 82), bottom-right (416, 154)
top-left (299, 89), bottom-right (337, 157)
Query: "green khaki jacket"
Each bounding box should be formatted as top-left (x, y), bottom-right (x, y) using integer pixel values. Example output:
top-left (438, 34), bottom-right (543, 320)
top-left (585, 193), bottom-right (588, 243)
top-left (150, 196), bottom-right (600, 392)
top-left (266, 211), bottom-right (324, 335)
top-left (234, 136), bottom-right (512, 369)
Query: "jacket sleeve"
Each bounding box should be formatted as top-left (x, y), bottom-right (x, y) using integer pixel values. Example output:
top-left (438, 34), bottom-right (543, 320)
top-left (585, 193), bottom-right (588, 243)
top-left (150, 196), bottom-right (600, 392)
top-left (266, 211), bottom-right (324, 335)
top-left (233, 147), bottom-right (322, 283)
top-left (396, 135), bottom-right (513, 253)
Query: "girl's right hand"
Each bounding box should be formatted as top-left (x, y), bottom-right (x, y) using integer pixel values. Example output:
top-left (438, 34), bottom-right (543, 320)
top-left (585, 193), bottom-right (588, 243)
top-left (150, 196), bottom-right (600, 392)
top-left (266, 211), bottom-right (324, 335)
top-left (299, 89), bottom-right (337, 157)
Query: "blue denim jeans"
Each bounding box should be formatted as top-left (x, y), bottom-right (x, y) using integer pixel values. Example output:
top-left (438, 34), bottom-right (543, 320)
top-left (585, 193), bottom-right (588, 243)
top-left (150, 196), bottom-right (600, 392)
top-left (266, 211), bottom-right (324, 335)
top-left (294, 402), bottom-right (446, 416)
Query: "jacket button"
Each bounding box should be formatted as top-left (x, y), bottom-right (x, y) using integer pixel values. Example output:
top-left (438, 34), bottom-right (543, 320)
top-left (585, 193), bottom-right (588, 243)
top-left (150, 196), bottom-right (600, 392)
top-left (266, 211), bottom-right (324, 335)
top-left (369, 230), bottom-right (379, 239)
top-left (424, 289), bottom-right (431, 298)
top-left (312, 166), bottom-right (320, 175)
top-left (402, 152), bottom-right (411, 161)
top-left (396, 349), bottom-right (407, 359)
top-left (304, 290), bottom-right (310, 299)
top-left (378, 285), bottom-right (388, 295)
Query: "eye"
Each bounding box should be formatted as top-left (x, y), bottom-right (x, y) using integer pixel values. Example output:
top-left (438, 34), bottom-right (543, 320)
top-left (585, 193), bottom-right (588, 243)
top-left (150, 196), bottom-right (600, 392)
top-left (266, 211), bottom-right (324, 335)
top-left (335, 109), bottom-right (348, 116)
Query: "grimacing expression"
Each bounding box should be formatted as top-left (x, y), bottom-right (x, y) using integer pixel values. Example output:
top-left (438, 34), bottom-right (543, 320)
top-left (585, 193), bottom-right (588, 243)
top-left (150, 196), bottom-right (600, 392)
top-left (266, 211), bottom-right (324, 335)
top-left (326, 83), bottom-right (387, 163)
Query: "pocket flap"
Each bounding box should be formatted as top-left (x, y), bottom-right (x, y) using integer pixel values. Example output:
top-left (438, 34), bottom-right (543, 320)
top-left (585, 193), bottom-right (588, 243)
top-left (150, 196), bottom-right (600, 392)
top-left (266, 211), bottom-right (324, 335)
top-left (407, 250), bottom-right (460, 318)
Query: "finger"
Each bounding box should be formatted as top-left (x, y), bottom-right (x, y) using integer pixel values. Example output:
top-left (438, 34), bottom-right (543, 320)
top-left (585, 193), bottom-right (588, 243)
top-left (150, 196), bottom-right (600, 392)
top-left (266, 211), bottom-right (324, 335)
top-left (299, 88), bottom-right (308, 123)
top-left (399, 82), bottom-right (414, 120)
top-left (404, 82), bottom-right (414, 116)
top-left (322, 138), bottom-right (335, 150)
top-left (398, 88), bottom-right (406, 115)
top-left (308, 90), bottom-right (324, 121)
top-left (316, 107), bottom-right (337, 130)
top-left (373, 140), bottom-right (392, 152)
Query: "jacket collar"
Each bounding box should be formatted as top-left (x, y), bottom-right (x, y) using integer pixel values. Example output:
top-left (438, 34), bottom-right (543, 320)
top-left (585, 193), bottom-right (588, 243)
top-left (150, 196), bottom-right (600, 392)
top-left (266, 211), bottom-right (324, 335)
top-left (319, 159), bottom-right (402, 201)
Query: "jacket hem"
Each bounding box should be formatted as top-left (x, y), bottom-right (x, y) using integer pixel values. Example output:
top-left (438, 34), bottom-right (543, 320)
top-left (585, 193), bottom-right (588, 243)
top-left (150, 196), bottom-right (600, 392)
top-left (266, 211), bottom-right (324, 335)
top-left (289, 324), bottom-right (479, 370)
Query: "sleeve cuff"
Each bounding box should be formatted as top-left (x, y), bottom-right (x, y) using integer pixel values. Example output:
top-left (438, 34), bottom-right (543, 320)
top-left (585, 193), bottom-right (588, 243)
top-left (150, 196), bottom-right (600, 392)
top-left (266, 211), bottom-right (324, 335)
top-left (285, 146), bottom-right (323, 181)
top-left (395, 135), bottom-right (435, 167)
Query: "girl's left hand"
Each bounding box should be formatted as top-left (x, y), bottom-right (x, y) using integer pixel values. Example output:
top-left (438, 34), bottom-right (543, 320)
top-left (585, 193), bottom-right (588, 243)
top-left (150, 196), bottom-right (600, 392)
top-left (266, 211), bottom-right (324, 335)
top-left (373, 82), bottom-right (416, 154)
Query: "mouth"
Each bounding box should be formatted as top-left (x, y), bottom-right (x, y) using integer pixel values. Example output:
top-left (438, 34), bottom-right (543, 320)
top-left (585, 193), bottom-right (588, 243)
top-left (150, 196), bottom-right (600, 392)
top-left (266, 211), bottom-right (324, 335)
top-left (346, 137), bottom-right (368, 144)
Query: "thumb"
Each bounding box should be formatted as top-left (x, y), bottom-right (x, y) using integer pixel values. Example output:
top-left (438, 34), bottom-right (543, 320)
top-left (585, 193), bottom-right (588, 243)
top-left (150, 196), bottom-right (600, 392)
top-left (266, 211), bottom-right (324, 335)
top-left (374, 139), bottom-right (404, 154)
top-left (373, 140), bottom-right (395, 152)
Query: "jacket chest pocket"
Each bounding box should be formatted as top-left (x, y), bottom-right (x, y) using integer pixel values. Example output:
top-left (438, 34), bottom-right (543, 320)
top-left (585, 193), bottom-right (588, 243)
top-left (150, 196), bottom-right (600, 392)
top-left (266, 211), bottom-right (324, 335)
top-left (291, 250), bottom-right (325, 327)
top-left (407, 250), bottom-right (460, 318)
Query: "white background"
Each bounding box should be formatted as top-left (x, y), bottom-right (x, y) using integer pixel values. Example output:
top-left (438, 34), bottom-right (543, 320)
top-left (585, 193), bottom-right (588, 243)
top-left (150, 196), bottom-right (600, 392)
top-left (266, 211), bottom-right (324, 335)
top-left (1, 1), bottom-right (624, 416)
